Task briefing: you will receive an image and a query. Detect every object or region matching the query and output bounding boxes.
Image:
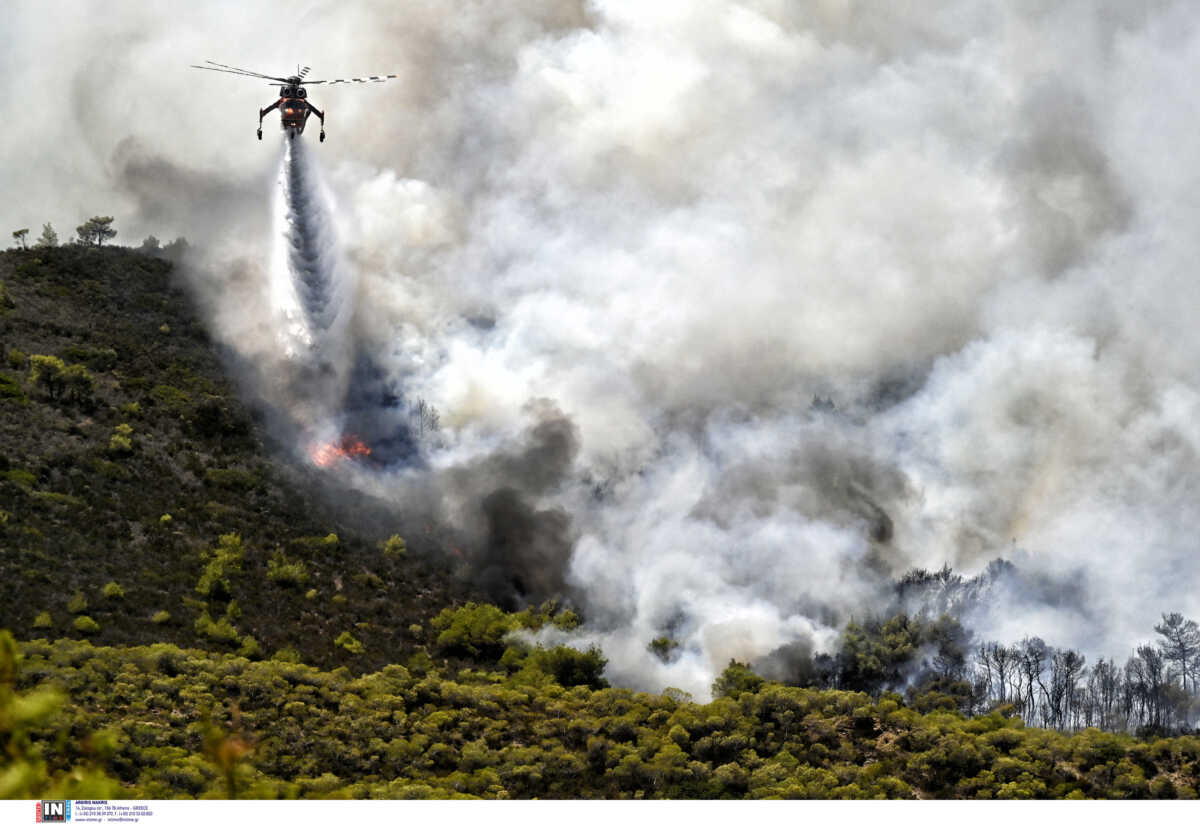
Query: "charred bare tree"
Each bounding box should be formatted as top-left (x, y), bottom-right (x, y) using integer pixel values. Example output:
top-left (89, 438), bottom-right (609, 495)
top-left (1127, 645), bottom-right (1168, 733)
top-left (1048, 649), bottom-right (1086, 730)
top-left (1085, 658), bottom-right (1122, 731)
top-left (977, 641), bottom-right (1018, 706)
top-left (1019, 637), bottom-right (1050, 726)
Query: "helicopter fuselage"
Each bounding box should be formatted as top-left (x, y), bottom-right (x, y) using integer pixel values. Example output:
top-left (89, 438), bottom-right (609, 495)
top-left (279, 82), bottom-right (311, 133)
top-left (259, 81), bottom-right (324, 141)
top-left (280, 97), bottom-right (311, 133)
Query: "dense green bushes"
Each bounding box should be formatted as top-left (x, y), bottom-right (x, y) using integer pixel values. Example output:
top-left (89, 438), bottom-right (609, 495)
top-left (6, 634), bottom-right (1199, 800)
top-left (0, 631), bottom-right (119, 798)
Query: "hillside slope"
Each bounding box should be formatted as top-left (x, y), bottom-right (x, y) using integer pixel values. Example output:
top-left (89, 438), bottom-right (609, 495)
top-left (0, 246), bottom-right (476, 671)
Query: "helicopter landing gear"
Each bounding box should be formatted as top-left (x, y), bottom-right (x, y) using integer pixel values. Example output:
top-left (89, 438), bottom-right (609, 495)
top-left (319, 130), bottom-right (325, 142)
top-left (257, 128), bottom-right (262, 140)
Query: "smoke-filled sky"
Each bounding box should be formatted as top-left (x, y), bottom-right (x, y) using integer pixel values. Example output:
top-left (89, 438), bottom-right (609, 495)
top-left (6, 1), bottom-right (1200, 697)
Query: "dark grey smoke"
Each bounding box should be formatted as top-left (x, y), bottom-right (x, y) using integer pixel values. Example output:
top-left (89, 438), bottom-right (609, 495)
top-left (477, 489), bottom-right (574, 608)
top-left (449, 402), bottom-right (581, 606)
top-left (751, 638), bottom-right (819, 687)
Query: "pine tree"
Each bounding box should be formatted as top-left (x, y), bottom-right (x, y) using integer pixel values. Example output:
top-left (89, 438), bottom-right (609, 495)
top-left (36, 223), bottom-right (58, 247)
top-left (1155, 612), bottom-right (1200, 694)
top-left (76, 216), bottom-right (117, 247)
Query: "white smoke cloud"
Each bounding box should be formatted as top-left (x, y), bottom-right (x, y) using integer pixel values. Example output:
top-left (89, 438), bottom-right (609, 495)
top-left (6, 0), bottom-right (1200, 698)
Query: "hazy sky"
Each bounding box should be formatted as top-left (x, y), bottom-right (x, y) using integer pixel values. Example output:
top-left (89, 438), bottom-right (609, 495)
top-left (7, 1), bottom-right (1200, 697)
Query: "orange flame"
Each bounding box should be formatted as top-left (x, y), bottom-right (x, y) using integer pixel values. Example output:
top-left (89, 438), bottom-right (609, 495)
top-left (310, 435), bottom-right (372, 467)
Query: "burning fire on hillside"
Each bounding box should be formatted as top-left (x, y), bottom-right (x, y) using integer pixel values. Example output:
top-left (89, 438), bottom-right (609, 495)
top-left (309, 435), bottom-right (372, 468)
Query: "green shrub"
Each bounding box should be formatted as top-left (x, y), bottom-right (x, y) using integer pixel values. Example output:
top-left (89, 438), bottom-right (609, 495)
top-left (552, 609), bottom-right (582, 631)
top-left (292, 533), bottom-right (339, 550)
top-left (151, 610), bottom-right (171, 624)
top-left (33, 611), bottom-right (52, 629)
top-left (203, 468), bottom-right (259, 492)
top-left (73, 615), bottom-right (100, 634)
top-left (334, 631), bottom-right (365, 655)
top-left (3, 468), bottom-right (35, 488)
top-left (102, 581), bottom-right (125, 600)
top-left (6, 348), bottom-right (26, 369)
top-left (66, 590), bottom-right (88, 614)
top-left (196, 533), bottom-right (245, 598)
top-left (712, 661), bottom-right (765, 699)
top-left (431, 602), bottom-right (517, 659)
top-left (272, 647), bottom-right (301, 663)
top-left (194, 611), bottom-right (240, 645)
top-left (30, 491), bottom-right (83, 508)
top-left (0, 373), bottom-right (26, 403)
top-left (524, 645), bottom-right (609, 689)
top-left (90, 458), bottom-right (130, 479)
top-left (120, 401), bottom-right (141, 417)
top-left (150, 384), bottom-right (191, 413)
top-left (238, 636), bottom-right (263, 660)
top-left (512, 599), bottom-right (579, 632)
top-left (267, 550), bottom-right (310, 587)
top-left (351, 572), bottom-right (382, 589)
top-left (187, 396), bottom-right (247, 439)
top-left (61, 345), bottom-right (117, 371)
top-left (381, 534), bottom-right (407, 559)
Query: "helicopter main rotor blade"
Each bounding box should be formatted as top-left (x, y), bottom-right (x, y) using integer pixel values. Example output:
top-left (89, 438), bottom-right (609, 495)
top-left (191, 65), bottom-right (272, 79)
top-left (303, 73), bottom-right (401, 85)
top-left (203, 59), bottom-right (289, 80)
top-left (191, 60), bottom-right (290, 82)
top-left (192, 65), bottom-right (289, 82)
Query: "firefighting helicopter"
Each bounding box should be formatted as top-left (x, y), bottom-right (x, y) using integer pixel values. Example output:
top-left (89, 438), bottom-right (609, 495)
top-left (190, 60), bottom-right (402, 141)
